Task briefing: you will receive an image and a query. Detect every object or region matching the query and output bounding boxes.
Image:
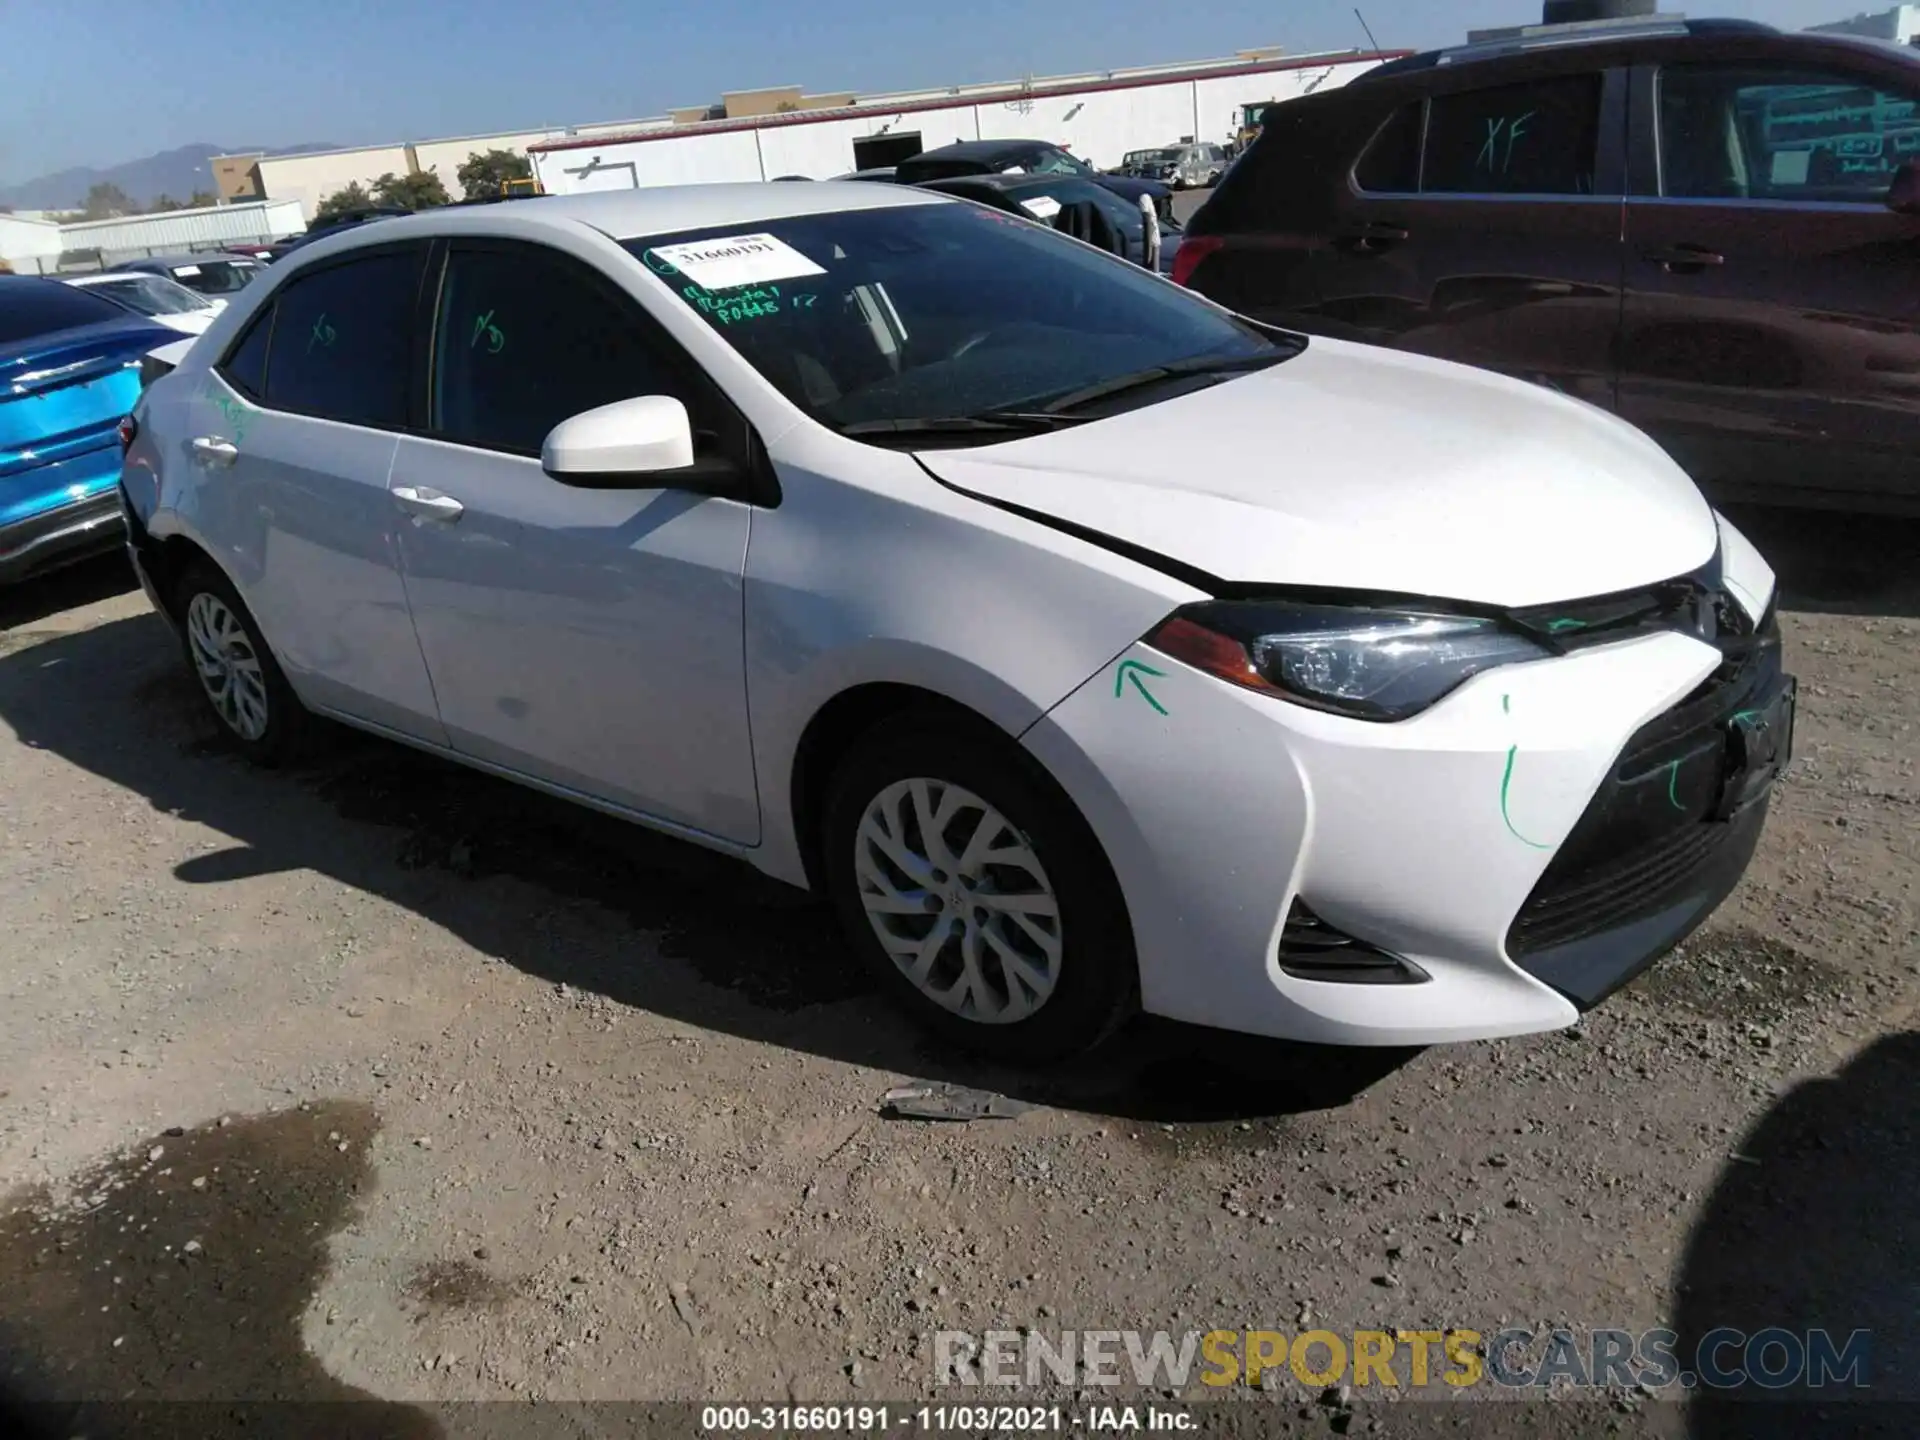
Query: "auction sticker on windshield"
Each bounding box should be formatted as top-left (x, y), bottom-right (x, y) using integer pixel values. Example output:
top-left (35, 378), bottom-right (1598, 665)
top-left (646, 233), bottom-right (825, 291)
top-left (1020, 195), bottom-right (1063, 220)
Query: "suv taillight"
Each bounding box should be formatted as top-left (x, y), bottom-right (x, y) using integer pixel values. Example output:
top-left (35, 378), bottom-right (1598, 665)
top-left (117, 414), bottom-right (137, 451)
top-left (1169, 234), bottom-right (1223, 288)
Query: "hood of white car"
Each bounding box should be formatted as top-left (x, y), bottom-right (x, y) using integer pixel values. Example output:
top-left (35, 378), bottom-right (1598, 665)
top-left (915, 337), bottom-right (1718, 608)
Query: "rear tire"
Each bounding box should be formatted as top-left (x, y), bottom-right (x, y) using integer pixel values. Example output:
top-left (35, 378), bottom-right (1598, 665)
top-left (821, 713), bottom-right (1138, 1064)
top-left (173, 561), bottom-right (310, 766)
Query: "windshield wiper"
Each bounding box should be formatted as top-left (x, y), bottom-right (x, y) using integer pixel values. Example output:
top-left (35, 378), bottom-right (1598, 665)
top-left (1035, 350), bottom-right (1294, 414)
top-left (839, 411), bottom-right (1090, 438)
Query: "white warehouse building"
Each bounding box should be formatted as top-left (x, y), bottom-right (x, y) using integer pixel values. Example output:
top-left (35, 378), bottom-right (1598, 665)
top-left (529, 49), bottom-right (1396, 194)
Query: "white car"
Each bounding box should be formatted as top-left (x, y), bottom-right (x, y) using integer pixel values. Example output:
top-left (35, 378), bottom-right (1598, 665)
top-left (65, 272), bottom-right (225, 335)
top-left (119, 184), bottom-right (1793, 1062)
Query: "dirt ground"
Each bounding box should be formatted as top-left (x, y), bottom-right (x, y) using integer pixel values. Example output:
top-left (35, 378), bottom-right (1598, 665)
top-left (0, 504), bottom-right (1915, 1439)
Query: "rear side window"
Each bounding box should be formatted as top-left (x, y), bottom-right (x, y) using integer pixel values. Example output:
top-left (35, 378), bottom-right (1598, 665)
top-left (263, 250), bottom-right (421, 427)
top-left (220, 307), bottom-right (273, 399)
top-left (1659, 64), bottom-right (1920, 203)
top-left (0, 280), bottom-right (125, 344)
top-left (1354, 103), bottom-right (1425, 192)
top-left (429, 245), bottom-right (689, 456)
top-left (1422, 75), bottom-right (1603, 195)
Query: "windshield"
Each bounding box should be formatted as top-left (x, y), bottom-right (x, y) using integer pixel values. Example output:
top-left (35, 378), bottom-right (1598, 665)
top-left (1030, 147), bottom-right (1097, 176)
top-left (623, 200), bottom-right (1288, 438)
top-left (80, 275), bottom-right (212, 316)
top-left (166, 259), bottom-right (258, 294)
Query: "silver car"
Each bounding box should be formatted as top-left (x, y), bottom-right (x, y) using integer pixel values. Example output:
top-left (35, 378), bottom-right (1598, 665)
top-left (1116, 144), bottom-right (1225, 190)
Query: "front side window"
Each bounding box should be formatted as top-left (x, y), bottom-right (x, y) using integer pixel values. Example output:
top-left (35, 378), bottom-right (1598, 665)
top-left (625, 201), bottom-right (1286, 438)
top-left (263, 250), bottom-right (420, 427)
top-left (1421, 75), bottom-right (1603, 195)
top-left (1659, 64), bottom-right (1920, 203)
top-left (430, 245), bottom-right (690, 455)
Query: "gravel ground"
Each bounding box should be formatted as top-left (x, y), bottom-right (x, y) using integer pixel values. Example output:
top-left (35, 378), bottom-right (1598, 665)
top-left (0, 504), bottom-right (1914, 1439)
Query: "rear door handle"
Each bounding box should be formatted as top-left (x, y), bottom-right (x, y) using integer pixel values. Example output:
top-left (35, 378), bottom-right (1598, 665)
top-left (1333, 222), bottom-right (1410, 253)
top-left (1642, 244), bottom-right (1725, 272)
top-left (189, 436), bottom-right (238, 466)
top-left (392, 485), bottom-right (465, 523)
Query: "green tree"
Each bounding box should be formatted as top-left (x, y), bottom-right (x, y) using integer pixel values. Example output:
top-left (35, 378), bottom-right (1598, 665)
top-left (312, 181), bottom-right (373, 224)
top-left (455, 148), bottom-right (532, 201)
top-left (150, 194), bottom-right (188, 212)
top-left (82, 182), bottom-right (134, 219)
top-left (370, 170), bottom-right (450, 210)
top-left (188, 189), bottom-right (219, 208)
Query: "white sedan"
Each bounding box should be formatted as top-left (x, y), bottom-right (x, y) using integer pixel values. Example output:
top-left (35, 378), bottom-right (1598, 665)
top-left (119, 183), bottom-right (1793, 1062)
top-left (65, 272), bottom-right (225, 335)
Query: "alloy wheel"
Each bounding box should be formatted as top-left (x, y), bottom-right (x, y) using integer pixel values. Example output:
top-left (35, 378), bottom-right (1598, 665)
top-left (853, 777), bottom-right (1063, 1024)
top-left (185, 591), bottom-right (270, 742)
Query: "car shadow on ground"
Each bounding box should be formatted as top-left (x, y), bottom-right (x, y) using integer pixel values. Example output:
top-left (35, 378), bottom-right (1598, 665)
top-left (0, 609), bottom-right (1414, 1126)
top-left (1675, 1031), bottom-right (1919, 1436)
top-left (1716, 504), bottom-right (1920, 620)
top-left (0, 552), bottom-right (137, 629)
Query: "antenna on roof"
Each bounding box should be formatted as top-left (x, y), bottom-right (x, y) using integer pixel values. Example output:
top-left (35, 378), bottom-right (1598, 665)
top-left (1354, 6), bottom-right (1383, 52)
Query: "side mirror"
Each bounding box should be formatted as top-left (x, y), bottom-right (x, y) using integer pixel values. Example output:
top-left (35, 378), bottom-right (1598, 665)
top-left (542, 395), bottom-right (698, 488)
top-left (1889, 159), bottom-right (1920, 217)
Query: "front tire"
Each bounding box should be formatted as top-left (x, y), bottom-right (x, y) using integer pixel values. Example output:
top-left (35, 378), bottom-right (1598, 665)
top-left (174, 561), bottom-right (309, 765)
top-left (821, 714), bottom-right (1137, 1064)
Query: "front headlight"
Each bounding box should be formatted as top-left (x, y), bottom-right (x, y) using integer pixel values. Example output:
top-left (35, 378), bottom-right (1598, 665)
top-left (1146, 601), bottom-right (1552, 721)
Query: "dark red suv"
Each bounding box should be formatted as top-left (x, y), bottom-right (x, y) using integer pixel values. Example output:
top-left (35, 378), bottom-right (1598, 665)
top-left (1175, 17), bottom-right (1920, 514)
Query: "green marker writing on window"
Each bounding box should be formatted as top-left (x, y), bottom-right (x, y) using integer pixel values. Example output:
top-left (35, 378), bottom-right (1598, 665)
top-left (471, 310), bottom-right (505, 353)
top-left (307, 313), bottom-right (336, 353)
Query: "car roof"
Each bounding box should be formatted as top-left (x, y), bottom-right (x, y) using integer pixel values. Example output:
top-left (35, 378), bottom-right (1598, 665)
top-left (329, 181), bottom-right (946, 246)
top-left (1355, 17), bottom-right (1918, 88)
top-left (908, 139), bottom-right (1049, 161)
top-left (119, 253), bottom-right (258, 268)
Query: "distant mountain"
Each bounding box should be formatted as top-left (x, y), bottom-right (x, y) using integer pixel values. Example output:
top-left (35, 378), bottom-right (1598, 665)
top-left (0, 142), bottom-right (339, 212)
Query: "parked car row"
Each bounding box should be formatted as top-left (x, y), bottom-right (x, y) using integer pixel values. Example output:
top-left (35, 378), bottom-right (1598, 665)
top-left (1173, 16), bottom-right (1920, 514)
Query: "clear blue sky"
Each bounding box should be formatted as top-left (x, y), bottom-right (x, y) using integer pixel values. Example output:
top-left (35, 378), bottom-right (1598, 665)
top-left (0, 0), bottom-right (1864, 181)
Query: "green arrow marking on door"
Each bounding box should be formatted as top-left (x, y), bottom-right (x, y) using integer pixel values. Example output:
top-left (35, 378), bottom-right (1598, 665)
top-left (1114, 659), bottom-right (1168, 715)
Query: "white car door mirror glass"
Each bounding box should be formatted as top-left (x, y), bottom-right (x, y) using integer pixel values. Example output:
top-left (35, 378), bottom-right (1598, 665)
top-left (542, 394), bottom-right (697, 484)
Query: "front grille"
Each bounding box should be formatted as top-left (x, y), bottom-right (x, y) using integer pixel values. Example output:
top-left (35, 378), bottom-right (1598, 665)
top-left (1506, 602), bottom-right (1784, 960)
top-left (1508, 814), bottom-right (1743, 955)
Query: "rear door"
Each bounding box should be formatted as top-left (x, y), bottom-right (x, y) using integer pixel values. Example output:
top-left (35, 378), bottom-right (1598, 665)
top-left (1301, 67), bottom-right (1630, 412)
top-left (197, 242), bottom-right (447, 742)
top-left (1618, 58), bottom-right (1920, 510)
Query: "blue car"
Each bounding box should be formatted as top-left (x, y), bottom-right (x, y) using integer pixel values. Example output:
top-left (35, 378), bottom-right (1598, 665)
top-left (1, 275), bottom-right (175, 583)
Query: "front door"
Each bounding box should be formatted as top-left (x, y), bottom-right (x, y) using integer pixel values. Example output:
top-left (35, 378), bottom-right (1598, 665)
top-left (1304, 69), bottom-right (1629, 413)
top-left (388, 240), bottom-right (761, 844)
top-left (1618, 60), bottom-right (1920, 510)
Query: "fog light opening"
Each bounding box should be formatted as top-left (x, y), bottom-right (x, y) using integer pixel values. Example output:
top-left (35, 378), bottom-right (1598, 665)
top-left (1278, 900), bottom-right (1429, 985)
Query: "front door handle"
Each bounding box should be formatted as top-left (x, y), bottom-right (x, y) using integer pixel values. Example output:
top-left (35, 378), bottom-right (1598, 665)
top-left (1642, 243), bottom-right (1725, 272)
top-left (392, 485), bottom-right (465, 523)
top-left (189, 436), bottom-right (238, 466)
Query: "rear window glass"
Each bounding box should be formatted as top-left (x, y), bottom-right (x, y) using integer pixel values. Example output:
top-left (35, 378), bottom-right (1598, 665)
top-left (1354, 103), bottom-right (1425, 192)
top-left (0, 280), bottom-right (127, 345)
top-left (1422, 75), bottom-right (1603, 195)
